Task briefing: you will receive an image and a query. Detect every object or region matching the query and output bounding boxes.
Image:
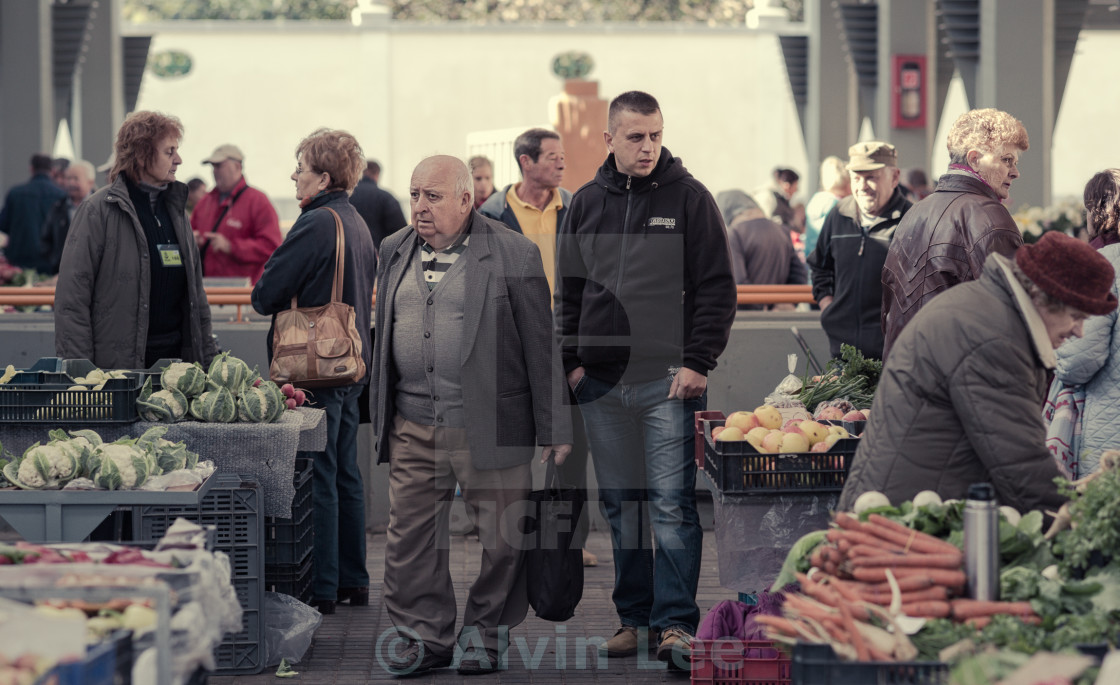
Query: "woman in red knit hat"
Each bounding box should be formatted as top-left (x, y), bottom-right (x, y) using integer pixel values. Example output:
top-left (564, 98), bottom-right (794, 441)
top-left (839, 231), bottom-right (1117, 516)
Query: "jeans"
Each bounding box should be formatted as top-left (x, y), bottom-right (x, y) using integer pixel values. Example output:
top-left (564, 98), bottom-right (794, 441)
top-left (309, 383), bottom-right (370, 601)
top-left (574, 372), bottom-right (704, 634)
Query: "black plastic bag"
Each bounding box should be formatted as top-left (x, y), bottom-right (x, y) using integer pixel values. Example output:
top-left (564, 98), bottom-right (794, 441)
top-left (524, 460), bottom-right (584, 621)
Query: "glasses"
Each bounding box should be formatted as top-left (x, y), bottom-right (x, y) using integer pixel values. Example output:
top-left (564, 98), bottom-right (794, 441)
top-left (295, 165), bottom-right (317, 175)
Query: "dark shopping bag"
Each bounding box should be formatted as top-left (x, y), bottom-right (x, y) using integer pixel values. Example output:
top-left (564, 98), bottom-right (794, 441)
top-left (525, 460), bottom-right (585, 621)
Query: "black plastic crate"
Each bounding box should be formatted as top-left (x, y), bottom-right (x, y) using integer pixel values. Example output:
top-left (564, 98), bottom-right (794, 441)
top-left (132, 474), bottom-right (265, 676)
top-left (695, 413), bottom-right (856, 496)
top-left (266, 554), bottom-right (313, 605)
top-left (264, 458), bottom-right (314, 566)
top-left (791, 644), bottom-right (948, 685)
top-left (0, 365), bottom-right (142, 424)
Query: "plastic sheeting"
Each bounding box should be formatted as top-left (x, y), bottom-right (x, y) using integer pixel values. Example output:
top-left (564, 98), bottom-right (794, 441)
top-left (712, 492), bottom-right (838, 594)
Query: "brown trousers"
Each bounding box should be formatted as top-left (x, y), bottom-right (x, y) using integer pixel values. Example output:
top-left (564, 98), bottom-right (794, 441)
top-left (382, 416), bottom-right (532, 658)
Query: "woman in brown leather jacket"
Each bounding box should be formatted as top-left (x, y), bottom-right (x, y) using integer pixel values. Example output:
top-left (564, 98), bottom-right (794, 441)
top-left (880, 108), bottom-right (1029, 360)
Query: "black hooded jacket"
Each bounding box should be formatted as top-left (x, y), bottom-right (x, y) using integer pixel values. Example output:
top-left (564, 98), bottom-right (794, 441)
top-left (555, 148), bottom-right (736, 384)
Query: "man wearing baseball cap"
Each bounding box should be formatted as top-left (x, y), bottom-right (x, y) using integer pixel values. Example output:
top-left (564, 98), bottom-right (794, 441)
top-left (190, 144), bottom-right (280, 284)
top-left (840, 232), bottom-right (1116, 515)
top-left (807, 141), bottom-right (912, 361)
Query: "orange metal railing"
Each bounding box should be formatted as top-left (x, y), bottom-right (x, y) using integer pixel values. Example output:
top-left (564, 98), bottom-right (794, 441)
top-left (0, 284), bottom-right (816, 319)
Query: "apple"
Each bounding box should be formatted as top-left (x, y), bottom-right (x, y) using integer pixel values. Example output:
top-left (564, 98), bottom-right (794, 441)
top-left (798, 420), bottom-right (829, 444)
top-left (780, 432), bottom-right (811, 453)
top-left (781, 419), bottom-right (803, 433)
top-left (727, 411), bottom-right (760, 432)
top-left (761, 430), bottom-right (784, 453)
top-left (828, 425), bottom-right (850, 439)
top-left (745, 432), bottom-right (765, 449)
top-left (815, 406), bottom-right (845, 421)
top-left (843, 410), bottom-right (867, 422)
top-left (823, 433), bottom-right (841, 448)
top-left (711, 426), bottom-right (726, 439)
top-left (754, 405), bottom-right (783, 430)
top-left (810, 441), bottom-right (831, 452)
top-left (716, 426), bottom-right (744, 441)
top-left (746, 427), bottom-right (770, 445)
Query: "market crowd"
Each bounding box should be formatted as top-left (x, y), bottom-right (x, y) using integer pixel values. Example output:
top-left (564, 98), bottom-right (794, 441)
top-left (2, 90), bottom-right (1117, 677)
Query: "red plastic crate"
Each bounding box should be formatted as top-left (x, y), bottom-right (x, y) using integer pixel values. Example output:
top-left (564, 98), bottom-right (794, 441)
top-left (691, 639), bottom-right (791, 685)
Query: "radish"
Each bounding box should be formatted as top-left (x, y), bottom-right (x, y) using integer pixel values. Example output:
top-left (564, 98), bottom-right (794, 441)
top-left (285, 398), bottom-right (297, 410)
top-left (281, 383), bottom-right (296, 399)
top-left (293, 390), bottom-right (306, 406)
top-left (252, 377), bottom-right (262, 388)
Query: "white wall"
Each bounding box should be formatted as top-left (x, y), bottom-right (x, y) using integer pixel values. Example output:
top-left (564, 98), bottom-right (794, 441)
top-left (130, 20), bottom-right (1119, 221)
top-left (131, 21), bottom-right (808, 222)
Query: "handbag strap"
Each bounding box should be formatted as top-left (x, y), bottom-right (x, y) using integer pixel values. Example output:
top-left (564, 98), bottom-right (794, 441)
top-left (288, 207), bottom-right (346, 309)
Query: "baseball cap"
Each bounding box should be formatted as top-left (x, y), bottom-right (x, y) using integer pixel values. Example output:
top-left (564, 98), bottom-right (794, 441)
top-left (202, 144), bottom-right (244, 165)
top-left (847, 141), bottom-right (897, 172)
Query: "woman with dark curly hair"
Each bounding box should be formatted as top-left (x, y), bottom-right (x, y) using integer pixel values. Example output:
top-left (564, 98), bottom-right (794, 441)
top-left (54, 110), bottom-right (218, 368)
top-left (1083, 169), bottom-right (1120, 249)
top-left (252, 128), bottom-right (376, 615)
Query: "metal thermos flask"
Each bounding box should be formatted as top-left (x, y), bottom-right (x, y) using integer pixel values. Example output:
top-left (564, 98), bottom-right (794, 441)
top-left (964, 482), bottom-right (1000, 601)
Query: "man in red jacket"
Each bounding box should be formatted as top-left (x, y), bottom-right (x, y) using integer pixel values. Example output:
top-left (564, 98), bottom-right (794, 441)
top-left (191, 144), bottom-right (281, 284)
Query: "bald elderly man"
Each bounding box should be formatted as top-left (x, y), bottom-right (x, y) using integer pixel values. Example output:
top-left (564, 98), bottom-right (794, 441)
top-left (370, 155), bottom-right (572, 676)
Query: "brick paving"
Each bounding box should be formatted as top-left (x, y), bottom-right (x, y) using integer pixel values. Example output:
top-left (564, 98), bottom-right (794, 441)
top-left (211, 499), bottom-right (738, 684)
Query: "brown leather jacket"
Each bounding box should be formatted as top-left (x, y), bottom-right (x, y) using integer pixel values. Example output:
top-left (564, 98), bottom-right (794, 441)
top-left (880, 173), bottom-right (1023, 360)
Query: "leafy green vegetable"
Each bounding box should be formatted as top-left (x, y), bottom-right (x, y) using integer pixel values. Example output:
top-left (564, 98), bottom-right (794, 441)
top-left (769, 529), bottom-right (827, 592)
top-left (1055, 467), bottom-right (1120, 574)
top-left (1000, 567), bottom-right (1040, 602)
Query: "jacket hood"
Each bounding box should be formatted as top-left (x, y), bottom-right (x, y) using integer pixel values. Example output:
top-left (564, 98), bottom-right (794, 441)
top-left (594, 147), bottom-right (690, 193)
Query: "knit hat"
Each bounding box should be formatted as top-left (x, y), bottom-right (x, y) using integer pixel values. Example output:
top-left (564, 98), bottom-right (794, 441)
top-left (1015, 232), bottom-right (1118, 315)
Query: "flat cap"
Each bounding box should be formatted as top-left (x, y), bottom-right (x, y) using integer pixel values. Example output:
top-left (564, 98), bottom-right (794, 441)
top-left (847, 141), bottom-right (897, 172)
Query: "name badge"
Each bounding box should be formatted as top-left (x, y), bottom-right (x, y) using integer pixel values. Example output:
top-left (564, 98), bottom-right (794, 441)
top-left (157, 243), bottom-right (183, 267)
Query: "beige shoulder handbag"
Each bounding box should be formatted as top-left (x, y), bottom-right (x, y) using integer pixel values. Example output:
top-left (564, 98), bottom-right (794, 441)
top-left (269, 207), bottom-right (366, 388)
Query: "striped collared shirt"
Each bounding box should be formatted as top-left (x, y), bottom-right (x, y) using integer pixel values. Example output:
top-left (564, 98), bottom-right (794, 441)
top-left (420, 233), bottom-right (471, 291)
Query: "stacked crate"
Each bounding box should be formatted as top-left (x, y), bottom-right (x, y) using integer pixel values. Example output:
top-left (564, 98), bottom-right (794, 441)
top-left (264, 457), bottom-right (315, 604)
top-left (133, 474), bottom-right (265, 676)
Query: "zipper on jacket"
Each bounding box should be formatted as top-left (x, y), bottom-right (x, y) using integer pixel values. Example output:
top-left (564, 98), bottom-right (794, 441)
top-left (612, 179), bottom-right (635, 332)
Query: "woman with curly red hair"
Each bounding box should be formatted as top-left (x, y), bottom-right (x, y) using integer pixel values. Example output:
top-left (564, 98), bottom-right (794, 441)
top-left (55, 110), bottom-right (218, 368)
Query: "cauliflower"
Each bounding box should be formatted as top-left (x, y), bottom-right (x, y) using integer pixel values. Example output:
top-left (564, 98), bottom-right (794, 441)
top-left (11, 443), bottom-right (80, 489)
top-left (92, 443), bottom-right (150, 490)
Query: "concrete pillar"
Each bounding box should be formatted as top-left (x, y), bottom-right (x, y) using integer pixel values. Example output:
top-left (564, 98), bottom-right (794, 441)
top-left (0, 0), bottom-right (54, 195)
top-left (874, 0), bottom-right (936, 181)
top-left (77, 0), bottom-right (124, 175)
top-left (978, 0), bottom-right (1052, 206)
top-left (353, 2), bottom-right (395, 189)
top-left (804, 0), bottom-right (855, 194)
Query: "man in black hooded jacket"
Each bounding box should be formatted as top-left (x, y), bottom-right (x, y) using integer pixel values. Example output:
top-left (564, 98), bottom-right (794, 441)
top-left (555, 90), bottom-right (736, 669)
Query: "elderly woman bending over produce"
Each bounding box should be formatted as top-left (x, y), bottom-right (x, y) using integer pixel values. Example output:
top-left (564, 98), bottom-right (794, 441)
top-left (251, 129), bottom-right (376, 615)
top-left (839, 232), bottom-right (1117, 515)
top-left (55, 111), bottom-right (218, 368)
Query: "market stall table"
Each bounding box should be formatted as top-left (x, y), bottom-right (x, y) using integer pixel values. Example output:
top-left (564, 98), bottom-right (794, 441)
top-left (0, 475), bottom-right (217, 542)
top-left (0, 407), bottom-right (327, 518)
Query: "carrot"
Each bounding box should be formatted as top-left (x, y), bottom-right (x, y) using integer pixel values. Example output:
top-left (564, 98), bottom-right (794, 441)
top-left (809, 547), bottom-right (826, 569)
top-left (823, 559), bottom-right (840, 576)
top-left (755, 614), bottom-right (801, 636)
top-left (950, 600), bottom-right (1036, 620)
top-left (849, 553), bottom-right (963, 570)
top-left (851, 567), bottom-right (967, 587)
top-left (797, 573), bottom-right (842, 606)
top-left (828, 578), bottom-right (865, 605)
top-left (859, 586), bottom-right (950, 606)
top-left (866, 515), bottom-right (962, 556)
top-left (834, 512), bottom-right (865, 531)
top-left (867, 646), bottom-right (894, 662)
top-left (965, 616), bottom-right (992, 629)
top-left (826, 528), bottom-right (845, 543)
top-left (840, 603), bottom-right (870, 661)
top-left (848, 544), bottom-right (902, 559)
top-left (860, 575), bottom-right (937, 593)
top-left (836, 529), bottom-right (907, 554)
top-left (901, 601), bottom-right (952, 618)
top-left (837, 538), bottom-right (853, 556)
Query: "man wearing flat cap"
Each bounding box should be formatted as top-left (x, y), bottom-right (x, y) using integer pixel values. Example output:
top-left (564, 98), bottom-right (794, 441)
top-left (807, 141), bottom-right (912, 361)
top-left (190, 144), bottom-right (281, 284)
top-left (840, 232), bottom-right (1117, 515)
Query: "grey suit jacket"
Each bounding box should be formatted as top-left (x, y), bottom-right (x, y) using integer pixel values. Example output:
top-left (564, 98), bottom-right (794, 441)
top-left (371, 211), bottom-right (572, 469)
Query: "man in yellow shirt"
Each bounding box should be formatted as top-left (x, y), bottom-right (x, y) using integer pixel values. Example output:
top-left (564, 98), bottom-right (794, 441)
top-left (479, 128), bottom-right (597, 566)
